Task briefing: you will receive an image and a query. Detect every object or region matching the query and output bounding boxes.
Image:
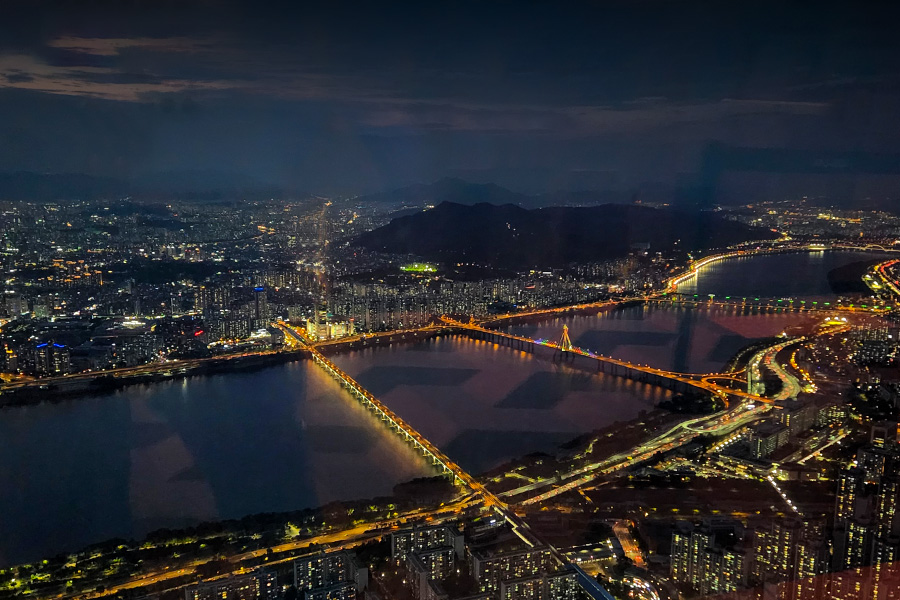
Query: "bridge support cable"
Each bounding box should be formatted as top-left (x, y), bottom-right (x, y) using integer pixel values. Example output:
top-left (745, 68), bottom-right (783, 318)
top-left (557, 324), bottom-right (573, 352)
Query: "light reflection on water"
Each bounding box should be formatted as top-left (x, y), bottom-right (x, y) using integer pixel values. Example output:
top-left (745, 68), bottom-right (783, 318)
top-left (0, 360), bottom-right (432, 566)
top-left (0, 251), bottom-right (874, 566)
top-left (331, 335), bottom-right (671, 474)
top-left (676, 250), bottom-right (890, 298)
top-left (508, 304), bottom-right (818, 373)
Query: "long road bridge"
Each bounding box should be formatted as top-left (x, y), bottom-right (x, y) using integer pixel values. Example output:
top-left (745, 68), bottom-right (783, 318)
top-left (277, 316), bottom-right (802, 564)
top-left (277, 323), bottom-right (566, 563)
top-left (440, 317), bottom-right (772, 405)
top-left (270, 242), bottom-right (884, 521)
top-left (666, 242), bottom-right (900, 291)
top-left (305, 316), bottom-right (763, 403)
top-left (647, 293), bottom-right (893, 313)
top-left (280, 323), bottom-right (469, 485)
top-left (302, 314), bottom-right (773, 404)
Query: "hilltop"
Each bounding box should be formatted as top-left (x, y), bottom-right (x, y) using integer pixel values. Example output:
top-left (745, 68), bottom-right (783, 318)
top-left (355, 201), bottom-right (776, 269)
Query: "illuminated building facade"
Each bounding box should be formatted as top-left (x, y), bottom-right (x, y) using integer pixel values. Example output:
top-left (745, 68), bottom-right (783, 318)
top-left (34, 341), bottom-right (70, 376)
top-left (184, 570), bottom-right (277, 600)
top-left (671, 521), bottom-right (747, 596)
top-left (293, 550), bottom-right (367, 598)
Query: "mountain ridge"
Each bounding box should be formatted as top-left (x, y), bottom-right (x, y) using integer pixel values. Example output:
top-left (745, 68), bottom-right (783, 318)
top-left (353, 177), bottom-right (626, 209)
top-left (355, 201), bottom-right (777, 269)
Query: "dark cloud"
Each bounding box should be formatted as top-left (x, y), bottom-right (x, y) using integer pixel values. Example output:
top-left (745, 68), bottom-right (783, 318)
top-left (0, 0), bottom-right (899, 193)
top-left (3, 71), bottom-right (33, 83)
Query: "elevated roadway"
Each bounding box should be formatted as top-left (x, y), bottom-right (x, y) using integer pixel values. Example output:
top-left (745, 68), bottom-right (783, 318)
top-left (865, 258), bottom-right (900, 298)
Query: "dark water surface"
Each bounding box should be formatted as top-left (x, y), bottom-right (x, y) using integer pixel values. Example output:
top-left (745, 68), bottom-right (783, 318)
top-left (1, 250), bottom-right (879, 565)
top-left (330, 336), bottom-right (671, 475)
top-left (675, 250), bottom-right (890, 298)
top-left (507, 304), bottom-right (817, 373)
top-left (0, 362), bottom-right (431, 566)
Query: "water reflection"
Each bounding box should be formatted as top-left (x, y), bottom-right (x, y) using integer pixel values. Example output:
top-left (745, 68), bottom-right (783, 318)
top-left (677, 250), bottom-right (890, 298)
top-left (0, 361), bottom-right (431, 566)
top-left (509, 304), bottom-right (818, 373)
top-left (331, 336), bottom-right (670, 475)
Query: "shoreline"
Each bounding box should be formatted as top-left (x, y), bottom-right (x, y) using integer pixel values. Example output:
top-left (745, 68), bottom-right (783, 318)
top-left (0, 350), bottom-right (310, 408)
top-left (668, 243), bottom-right (899, 291)
top-left (0, 324), bottom-right (788, 582)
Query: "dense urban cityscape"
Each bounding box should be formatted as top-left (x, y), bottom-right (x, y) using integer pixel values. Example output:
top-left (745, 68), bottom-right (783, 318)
top-left (3, 186), bottom-right (900, 600)
top-left (4, 2), bottom-right (900, 600)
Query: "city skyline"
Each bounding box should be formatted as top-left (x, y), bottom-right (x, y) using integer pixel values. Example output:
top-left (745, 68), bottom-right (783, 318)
top-left (5, 3), bottom-right (900, 600)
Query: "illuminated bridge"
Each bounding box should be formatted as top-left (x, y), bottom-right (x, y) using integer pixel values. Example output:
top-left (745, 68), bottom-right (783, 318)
top-left (279, 325), bottom-right (509, 497)
top-left (440, 318), bottom-right (772, 405)
top-left (475, 243), bottom-right (896, 331)
top-left (646, 293), bottom-right (891, 313)
top-left (281, 323), bottom-right (467, 485)
top-left (279, 323), bottom-right (571, 565)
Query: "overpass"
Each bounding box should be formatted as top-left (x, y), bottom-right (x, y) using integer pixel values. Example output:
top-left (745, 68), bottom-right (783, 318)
top-left (866, 259), bottom-right (900, 298)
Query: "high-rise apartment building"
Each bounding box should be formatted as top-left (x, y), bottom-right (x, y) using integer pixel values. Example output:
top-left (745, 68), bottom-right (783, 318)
top-left (293, 550), bottom-right (367, 599)
top-left (671, 521), bottom-right (747, 596)
top-left (185, 570), bottom-right (277, 600)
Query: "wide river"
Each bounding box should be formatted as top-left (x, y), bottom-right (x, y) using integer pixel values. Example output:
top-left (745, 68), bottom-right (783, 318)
top-left (0, 363), bottom-right (432, 566)
top-left (0, 250), bottom-right (886, 565)
top-left (675, 249), bottom-right (888, 298)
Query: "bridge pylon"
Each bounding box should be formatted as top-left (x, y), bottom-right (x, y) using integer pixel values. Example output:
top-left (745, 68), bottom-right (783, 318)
top-left (557, 325), bottom-right (573, 352)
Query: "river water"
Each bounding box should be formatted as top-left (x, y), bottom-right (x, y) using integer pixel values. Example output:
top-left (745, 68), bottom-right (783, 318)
top-left (505, 304), bottom-right (817, 374)
top-left (330, 336), bottom-right (670, 475)
top-left (0, 362), bottom-right (431, 566)
top-left (675, 250), bottom-right (889, 298)
top-left (0, 250), bottom-right (883, 565)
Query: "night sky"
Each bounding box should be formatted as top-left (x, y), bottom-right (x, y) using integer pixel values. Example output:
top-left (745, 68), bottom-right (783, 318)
top-left (2, 1), bottom-right (900, 196)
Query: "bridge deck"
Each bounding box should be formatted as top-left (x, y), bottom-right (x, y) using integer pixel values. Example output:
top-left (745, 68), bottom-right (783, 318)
top-left (442, 319), bottom-right (771, 404)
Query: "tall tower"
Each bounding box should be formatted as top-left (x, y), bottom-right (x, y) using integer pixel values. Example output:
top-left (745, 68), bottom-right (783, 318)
top-left (557, 325), bottom-right (573, 352)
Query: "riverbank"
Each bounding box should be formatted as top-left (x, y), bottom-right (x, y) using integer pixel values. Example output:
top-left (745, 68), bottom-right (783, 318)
top-left (0, 349), bottom-right (310, 407)
top-left (827, 257), bottom-right (886, 294)
top-left (481, 299), bottom-right (642, 329)
top-left (666, 244), bottom-right (898, 297)
top-left (0, 478), bottom-right (461, 599)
